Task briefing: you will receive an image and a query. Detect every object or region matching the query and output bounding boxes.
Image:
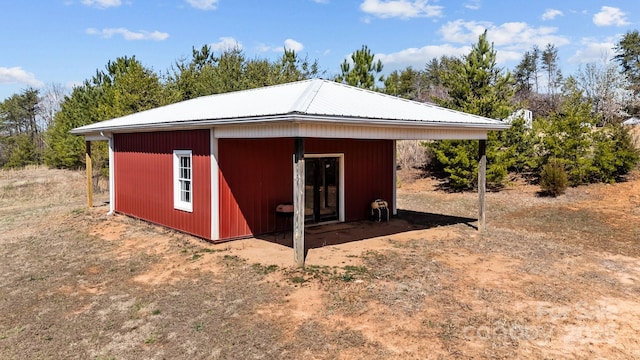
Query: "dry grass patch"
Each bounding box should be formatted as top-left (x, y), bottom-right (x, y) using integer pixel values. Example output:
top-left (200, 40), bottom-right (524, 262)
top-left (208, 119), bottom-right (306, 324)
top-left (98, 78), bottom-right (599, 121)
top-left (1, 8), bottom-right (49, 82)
top-left (2, 167), bottom-right (640, 359)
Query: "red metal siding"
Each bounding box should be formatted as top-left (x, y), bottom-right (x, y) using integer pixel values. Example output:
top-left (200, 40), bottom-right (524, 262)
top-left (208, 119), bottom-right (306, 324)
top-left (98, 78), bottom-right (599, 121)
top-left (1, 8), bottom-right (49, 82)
top-left (218, 138), bottom-right (394, 239)
top-left (306, 138), bottom-right (394, 222)
top-left (218, 138), bottom-right (293, 239)
top-left (114, 130), bottom-right (211, 239)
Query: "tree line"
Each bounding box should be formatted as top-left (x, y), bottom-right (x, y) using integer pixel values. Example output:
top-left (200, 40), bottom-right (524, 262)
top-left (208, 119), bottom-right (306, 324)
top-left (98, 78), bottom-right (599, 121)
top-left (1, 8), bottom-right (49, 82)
top-left (1, 31), bottom-right (639, 191)
top-left (388, 31), bottom-right (639, 190)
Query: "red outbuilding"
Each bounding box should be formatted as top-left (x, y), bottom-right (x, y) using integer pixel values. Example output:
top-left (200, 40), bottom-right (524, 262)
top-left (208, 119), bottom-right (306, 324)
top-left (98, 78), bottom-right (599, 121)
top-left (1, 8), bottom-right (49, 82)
top-left (72, 79), bottom-right (508, 265)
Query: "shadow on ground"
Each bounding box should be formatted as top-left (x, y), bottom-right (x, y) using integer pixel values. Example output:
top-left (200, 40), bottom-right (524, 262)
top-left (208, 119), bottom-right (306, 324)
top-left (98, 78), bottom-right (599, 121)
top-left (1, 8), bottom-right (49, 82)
top-left (256, 209), bottom-right (476, 250)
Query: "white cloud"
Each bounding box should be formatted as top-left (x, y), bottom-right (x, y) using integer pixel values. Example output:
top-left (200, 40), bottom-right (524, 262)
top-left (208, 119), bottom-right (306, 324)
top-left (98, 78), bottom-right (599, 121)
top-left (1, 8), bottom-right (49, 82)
top-left (593, 6), bottom-right (629, 27)
top-left (0, 67), bottom-right (44, 87)
top-left (465, 0), bottom-right (480, 10)
top-left (256, 39), bottom-right (305, 53)
top-left (542, 8), bottom-right (563, 21)
top-left (185, 0), bottom-right (219, 10)
top-left (376, 44), bottom-right (470, 69)
top-left (255, 43), bottom-right (273, 53)
top-left (440, 19), bottom-right (570, 50)
top-left (439, 19), bottom-right (489, 43)
top-left (568, 39), bottom-right (615, 64)
top-left (377, 43), bottom-right (521, 69)
top-left (360, 0), bottom-right (443, 19)
top-left (284, 39), bottom-right (304, 52)
top-left (495, 50), bottom-right (523, 64)
top-left (81, 0), bottom-right (121, 8)
top-left (313, 0), bottom-right (329, 3)
top-left (210, 37), bottom-right (242, 51)
top-left (86, 27), bottom-right (169, 41)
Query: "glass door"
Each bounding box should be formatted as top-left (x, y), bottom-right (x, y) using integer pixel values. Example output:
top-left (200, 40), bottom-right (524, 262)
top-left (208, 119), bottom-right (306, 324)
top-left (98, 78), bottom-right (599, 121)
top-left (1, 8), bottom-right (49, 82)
top-left (305, 157), bottom-right (339, 224)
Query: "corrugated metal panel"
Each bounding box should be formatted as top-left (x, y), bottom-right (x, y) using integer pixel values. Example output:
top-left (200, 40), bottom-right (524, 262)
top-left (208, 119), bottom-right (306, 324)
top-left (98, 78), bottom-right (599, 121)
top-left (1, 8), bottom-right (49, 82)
top-left (218, 138), bottom-right (293, 239)
top-left (114, 130), bottom-right (211, 239)
top-left (305, 81), bottom-right (492, 124)
top-left (218, 138), bottom-right (393, 239)
top-left (306, 139), bottom-right (394, 221)
top-left (215, 123), bottom-right (488, 140)
top-left (72, 79), bottom-right (508, 136)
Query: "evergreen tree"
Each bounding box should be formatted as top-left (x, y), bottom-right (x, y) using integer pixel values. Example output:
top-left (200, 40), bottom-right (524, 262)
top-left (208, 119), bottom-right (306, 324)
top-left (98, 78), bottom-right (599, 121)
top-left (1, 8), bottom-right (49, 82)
top-left (170, 46), bottom-right (321, 100)
top-left (614, 30), bottom-right (640, 97)
top-left (540, 43), bottom-right (563, 109)
top-left (44, 84), bottom-right (102, 168)
top-left (422, 55), bottom-right (462, 102)
top-left (170, 45), bottom-right (219, 100)
top-left (212, 47), bottom-right (246, 93)
top-left (3, 134), bottom-right (38, 169)
top-left (514, 49), bottom-right (539, 100)
top-left (0, 88), bottom-right (42, 167)
top-left (591, 124), bottom-right (639, 183)
top-left (537, 77), bottom-right (639, 185)
top-left (383, 67), bottom-right (420, 99)
top-left (537, 78), bottom-right (595, 185)
top-left (427, 30), bottom-right (514, 189)
top-left (335, 45), bottom-right (384, 90)
top-left (437, 31), bottom-right (513, 119)
top-left (276, 49), bottom-right (320, 83)
top-left (45, 56), bottom-right (172, 169)
top-left (102, 56), bottom-right (177, 118)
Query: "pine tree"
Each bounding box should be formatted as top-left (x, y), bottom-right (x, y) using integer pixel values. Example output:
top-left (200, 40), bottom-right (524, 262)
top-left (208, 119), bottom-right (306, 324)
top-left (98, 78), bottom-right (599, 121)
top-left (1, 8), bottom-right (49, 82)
top-left (540, 44), bottom-right (563, 110)
top-left (335, 45), bottom-right (384, 90)
top-left (537, 77), bottom-right (639, 185)
top-left (614, 30), bottom-right (640, 97)
top-left (45, 57), bottom-right (173, 169)
top-left (383, 67), bottom-right (420, 99)
top-left (514, 49), bottom-right (539, 99)
top-left (538, 78), bottom-right (595, 185)
top-left (0, 88), bottom-right (42, 167)
top-left (428, 30), bottom-right (514, 189)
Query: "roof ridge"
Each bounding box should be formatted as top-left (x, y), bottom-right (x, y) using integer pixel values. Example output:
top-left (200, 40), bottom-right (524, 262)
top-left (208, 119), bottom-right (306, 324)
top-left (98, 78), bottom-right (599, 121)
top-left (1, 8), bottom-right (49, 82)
top-left (290, 78), bottom-right (325, 113)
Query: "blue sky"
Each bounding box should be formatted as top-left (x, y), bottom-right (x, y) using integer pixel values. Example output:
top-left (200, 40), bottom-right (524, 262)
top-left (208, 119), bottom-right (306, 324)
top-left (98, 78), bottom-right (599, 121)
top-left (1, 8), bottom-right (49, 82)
top-left (1, 0), bottom-right (639, 100)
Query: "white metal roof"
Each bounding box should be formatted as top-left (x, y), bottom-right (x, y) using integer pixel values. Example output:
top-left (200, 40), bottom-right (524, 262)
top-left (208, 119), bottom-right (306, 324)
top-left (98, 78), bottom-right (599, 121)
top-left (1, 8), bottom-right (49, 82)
top-left (71, 79), bottom-right (509, 138)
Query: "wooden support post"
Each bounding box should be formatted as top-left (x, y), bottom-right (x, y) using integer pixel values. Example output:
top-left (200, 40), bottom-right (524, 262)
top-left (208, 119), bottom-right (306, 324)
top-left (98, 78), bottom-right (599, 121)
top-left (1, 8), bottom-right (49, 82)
top-left (293, 138), bottom-right (305, 267)
top-left (86, 140), bottom-right (93, 208)
top-left (107, 136), bottom-right (115, 215)
top-left (478, 139), bottom-right (487, 232)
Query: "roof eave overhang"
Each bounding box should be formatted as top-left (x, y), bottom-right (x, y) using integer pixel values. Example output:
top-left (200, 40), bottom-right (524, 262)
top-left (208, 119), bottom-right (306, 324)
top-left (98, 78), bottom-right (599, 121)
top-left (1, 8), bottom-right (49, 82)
top-left (71, 113), bottom-right (510, 137)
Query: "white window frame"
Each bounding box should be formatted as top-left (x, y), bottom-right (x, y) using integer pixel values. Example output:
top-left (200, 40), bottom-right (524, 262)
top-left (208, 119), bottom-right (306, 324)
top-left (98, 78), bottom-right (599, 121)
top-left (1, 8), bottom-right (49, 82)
top-left (173, 150), bottom-right (193, 212)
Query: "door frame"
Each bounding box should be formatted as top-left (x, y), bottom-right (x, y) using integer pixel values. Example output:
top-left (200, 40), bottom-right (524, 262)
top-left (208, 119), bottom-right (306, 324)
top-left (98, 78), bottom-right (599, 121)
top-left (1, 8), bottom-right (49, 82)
top-left (304, 153), bottom-right (345, 223)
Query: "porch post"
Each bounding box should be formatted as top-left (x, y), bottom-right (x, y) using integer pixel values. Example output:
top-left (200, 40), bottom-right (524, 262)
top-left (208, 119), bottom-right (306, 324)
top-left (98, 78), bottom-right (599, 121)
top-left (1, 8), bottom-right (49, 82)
top-left (107, 136), bottom-right (115, 215)
top-left (84, 141), bottom-right (93, 207)
top-left (85, 140), bottom-right (93, 208)
top-left (478, 139), bottom-right (487, 232)
top-left (392, 140), bottom-right (398, 215)
top-left (293, 137), bottom-right (306, 267)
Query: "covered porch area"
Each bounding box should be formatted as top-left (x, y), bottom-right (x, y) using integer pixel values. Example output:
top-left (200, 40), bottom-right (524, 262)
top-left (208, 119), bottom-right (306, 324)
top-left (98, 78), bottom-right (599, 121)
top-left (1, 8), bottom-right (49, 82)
top-left (287, 137), bottom-right (488, 267)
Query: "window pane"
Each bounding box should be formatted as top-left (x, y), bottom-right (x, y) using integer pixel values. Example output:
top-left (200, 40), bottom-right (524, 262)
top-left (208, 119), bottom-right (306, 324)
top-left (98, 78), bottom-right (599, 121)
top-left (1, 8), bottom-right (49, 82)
top-left (175, 151), bottom-right (193, 210)
top-left (181, 156), bottom-right (190, 168)
top-left (179, 180), bottom-right (191, 203)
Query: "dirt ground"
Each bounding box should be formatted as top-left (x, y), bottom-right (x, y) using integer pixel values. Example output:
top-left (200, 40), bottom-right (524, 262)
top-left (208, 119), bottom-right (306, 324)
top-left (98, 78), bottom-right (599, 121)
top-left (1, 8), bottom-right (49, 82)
top-left (1, 165), bottom-right (640, 359)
